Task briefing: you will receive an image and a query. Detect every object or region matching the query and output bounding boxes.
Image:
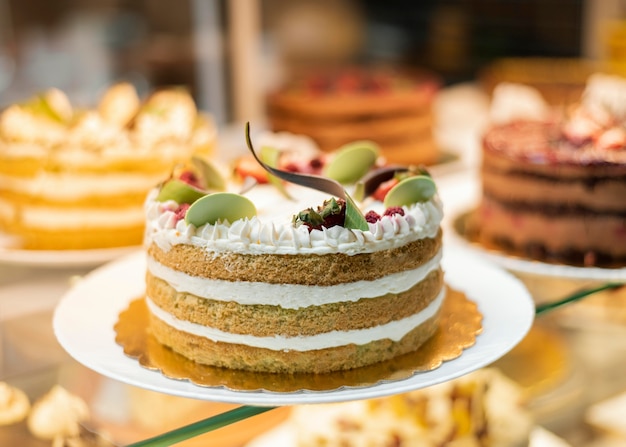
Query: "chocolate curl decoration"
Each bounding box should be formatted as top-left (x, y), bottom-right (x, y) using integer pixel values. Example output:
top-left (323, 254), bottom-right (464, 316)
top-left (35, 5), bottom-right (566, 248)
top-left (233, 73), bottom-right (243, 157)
top-left (354, 166), bottom-right (408, 201)
top-left (245, 122), bottom-right (369, 230)
top-left (354, 164), bottom-right (433, 202)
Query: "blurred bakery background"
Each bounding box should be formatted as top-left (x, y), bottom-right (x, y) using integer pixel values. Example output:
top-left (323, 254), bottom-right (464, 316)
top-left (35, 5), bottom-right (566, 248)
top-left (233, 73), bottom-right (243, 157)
top-left (1, 0), bottom-right (626, 446)
top-left (0, 0), bottom-right (621, 119)
top-left (1, 0), bottom-right (622, 166)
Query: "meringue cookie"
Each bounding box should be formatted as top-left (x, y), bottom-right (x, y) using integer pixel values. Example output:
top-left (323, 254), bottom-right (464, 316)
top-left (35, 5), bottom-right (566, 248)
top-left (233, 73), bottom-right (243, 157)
top-left (27, 385), bottom-right (90, 440)
top-left (0, 381), bottom-right (30, 425)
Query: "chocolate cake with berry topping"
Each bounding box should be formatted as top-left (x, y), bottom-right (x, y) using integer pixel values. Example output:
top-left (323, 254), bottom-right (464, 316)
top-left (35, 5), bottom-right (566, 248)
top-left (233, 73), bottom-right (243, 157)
top-left (266, 66), bottom-right (441, 166)
top-left (142, 127), bottom-right (445, 374)
top-left (471, 74), bottom-right (626, 267)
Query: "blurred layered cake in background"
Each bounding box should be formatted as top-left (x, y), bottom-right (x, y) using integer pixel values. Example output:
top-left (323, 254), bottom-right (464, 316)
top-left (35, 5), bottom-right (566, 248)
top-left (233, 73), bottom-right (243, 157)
top-left (0, 83), bottom-right (216, 250)
top-left (266, 66), bottom-right (442, 166)
top-left (468, 73), bottom-right (626, 268)
top-left (248, 368), bottom-right (534, 447)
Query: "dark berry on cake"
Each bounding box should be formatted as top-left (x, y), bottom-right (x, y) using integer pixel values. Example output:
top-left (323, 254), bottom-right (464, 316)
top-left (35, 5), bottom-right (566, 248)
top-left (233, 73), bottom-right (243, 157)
top-left (174, 203), bottom-right (191, 222)
top-left (178, 170), bottom-right (203, 189)
top-left (365, 210), bottom-right (381, 223)
top-left (293, 198), bottom-right (346, 232)
top-left (384, 206), bottom-right (405, 217)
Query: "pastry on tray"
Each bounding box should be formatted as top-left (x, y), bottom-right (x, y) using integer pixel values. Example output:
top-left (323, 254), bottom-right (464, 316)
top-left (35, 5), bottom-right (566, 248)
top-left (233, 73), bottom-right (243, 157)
top-left (248, 368), bottom-right (533, 447)
top-left (0, 382), bottom-right (114, 447)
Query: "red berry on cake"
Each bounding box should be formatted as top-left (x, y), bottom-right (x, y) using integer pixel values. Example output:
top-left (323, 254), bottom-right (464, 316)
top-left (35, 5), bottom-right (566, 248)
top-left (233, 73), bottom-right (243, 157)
top-left (173, 203), bottom-right (190, 222)
top-left (365, 210), bottom-right (381, 223)
top-left (384, 206), bottom-right (405, 217)
top-left (178, 170), bottom-right (203, 189)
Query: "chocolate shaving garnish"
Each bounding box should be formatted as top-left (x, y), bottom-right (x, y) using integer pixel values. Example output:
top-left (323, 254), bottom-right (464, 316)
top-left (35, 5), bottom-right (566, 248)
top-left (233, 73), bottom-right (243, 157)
top-left (356, 166), bottom-right (409, 200)
top-left (245, 122), bottom-right (369, 230)
top-left (245, 123), bottom-right (347, 199)
top-left (355, 165), bottom-right (432, 201)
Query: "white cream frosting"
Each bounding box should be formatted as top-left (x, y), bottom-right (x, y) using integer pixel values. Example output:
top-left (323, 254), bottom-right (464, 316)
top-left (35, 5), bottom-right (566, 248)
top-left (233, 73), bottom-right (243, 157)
top-left (147, 249), bottom-right (442, 309)
top-left (144, 183), bottom-right (444, 256)
top-left (146, 287), bottom-right (446, 352)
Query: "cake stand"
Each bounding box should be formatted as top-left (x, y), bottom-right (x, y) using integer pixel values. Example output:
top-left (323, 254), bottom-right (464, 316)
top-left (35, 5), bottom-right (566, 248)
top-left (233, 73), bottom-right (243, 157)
top-left (53, 243), bottom-right (539, 446)
top-left (53, 247), bottom-right (535, 404)
top-left (0, 231), bottom-right (141, 268)
top-left (53, 256), bottom-right (605, 447)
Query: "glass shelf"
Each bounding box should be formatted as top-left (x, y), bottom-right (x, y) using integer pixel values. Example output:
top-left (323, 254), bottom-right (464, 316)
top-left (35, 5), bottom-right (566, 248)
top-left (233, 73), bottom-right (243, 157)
top-left (121, 282), bottom-right (623, 447)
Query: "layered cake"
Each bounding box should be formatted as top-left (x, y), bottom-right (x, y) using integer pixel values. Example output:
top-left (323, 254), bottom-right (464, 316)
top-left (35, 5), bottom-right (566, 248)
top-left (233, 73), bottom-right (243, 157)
top-left (472, 74), bottom-right (626, 267)
top-left (250, 368), bottom-right (533, 447)
top-left (143, 136), bottom-right (445, 374)
top-left (266, 66), bottom-right (442, 166)
top-left (0, 84), bottom-right (216, 250)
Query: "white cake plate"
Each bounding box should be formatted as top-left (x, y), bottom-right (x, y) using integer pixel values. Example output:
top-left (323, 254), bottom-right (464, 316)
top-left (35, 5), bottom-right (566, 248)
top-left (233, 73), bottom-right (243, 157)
top-left (53, 246), bottom-right (534, 407)
top-left (448, 211), bottom-right (626, 282)
top-left (0, 232), bottom-right (141, 269)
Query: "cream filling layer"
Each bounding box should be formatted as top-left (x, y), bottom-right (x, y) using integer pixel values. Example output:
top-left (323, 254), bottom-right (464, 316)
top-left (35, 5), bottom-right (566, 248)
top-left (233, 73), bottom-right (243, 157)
top-left (0, 172), bottom-right (164, 201)
top-left (147, 249), bottom-right (442, 309)
top-left (0, 197), bottom-right (144, 229)
top-left (145, 287), bottom-right (446, 352)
